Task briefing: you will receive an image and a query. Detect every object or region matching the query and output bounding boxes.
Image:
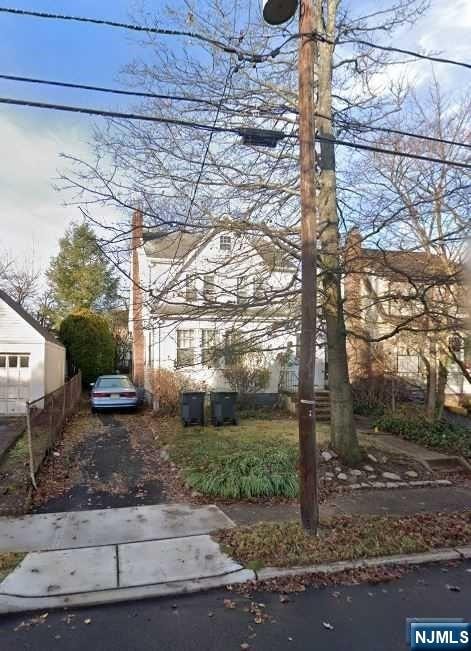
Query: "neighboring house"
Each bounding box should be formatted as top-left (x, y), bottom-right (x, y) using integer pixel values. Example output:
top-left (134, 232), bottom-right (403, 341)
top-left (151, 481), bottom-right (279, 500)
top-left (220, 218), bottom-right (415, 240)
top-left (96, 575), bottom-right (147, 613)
top-left (0, 290), bottom-right (66, 415)
top-left (129, 211), bottom-right (326, 394)
top-left (129, 211), bottom-right (470, 405)
top-left (344, 229), bottom-right (471, 405)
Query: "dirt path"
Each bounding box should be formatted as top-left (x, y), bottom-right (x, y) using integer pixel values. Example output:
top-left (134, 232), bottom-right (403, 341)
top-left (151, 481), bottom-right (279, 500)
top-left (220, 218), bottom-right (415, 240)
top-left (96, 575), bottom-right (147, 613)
top-left (32, 409), bottom-right (187, 514)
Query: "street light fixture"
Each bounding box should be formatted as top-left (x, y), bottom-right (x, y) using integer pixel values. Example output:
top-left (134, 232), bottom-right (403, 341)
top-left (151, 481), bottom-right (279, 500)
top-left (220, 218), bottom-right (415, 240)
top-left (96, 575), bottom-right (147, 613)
top-left (262, 0), bottom-right (298, 25)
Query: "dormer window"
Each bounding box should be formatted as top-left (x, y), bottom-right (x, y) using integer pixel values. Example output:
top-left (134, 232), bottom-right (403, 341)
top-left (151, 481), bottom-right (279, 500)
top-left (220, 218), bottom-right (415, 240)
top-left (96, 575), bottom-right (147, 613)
top-left (185, 274), bottom-right (197, 302)
top-left (220, 235), bottom-right (231, 251)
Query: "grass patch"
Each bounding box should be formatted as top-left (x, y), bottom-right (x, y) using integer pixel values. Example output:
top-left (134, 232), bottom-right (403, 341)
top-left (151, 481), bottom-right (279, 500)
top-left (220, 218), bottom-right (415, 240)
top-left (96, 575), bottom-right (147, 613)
top-left (5, 434), bottom-right (29, 464)
top-left (215, 512), bottom-right (471, 568)
top-left (164, 419), bottom-right (330, 499)
top-left (375, 413), bottom-right (471, 458)
top-left (0, 552), bottom-right (25, 581)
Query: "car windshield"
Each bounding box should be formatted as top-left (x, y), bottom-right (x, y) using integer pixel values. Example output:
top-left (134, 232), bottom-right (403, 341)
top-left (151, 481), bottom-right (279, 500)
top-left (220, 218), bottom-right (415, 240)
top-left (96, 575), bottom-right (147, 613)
top-left (96, 377), bottom-right (133, 389)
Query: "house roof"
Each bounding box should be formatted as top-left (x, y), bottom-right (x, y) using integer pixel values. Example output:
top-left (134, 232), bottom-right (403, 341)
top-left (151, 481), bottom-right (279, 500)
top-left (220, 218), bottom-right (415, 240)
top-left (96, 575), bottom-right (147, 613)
top-left (0, 289), bottom-right (63, 345)
top-left (362, 248), bottom-right (459, 283)
top-left (143, 231), bottom-right (202, 259)
top-left (143, 229), bottom-right (296, 271)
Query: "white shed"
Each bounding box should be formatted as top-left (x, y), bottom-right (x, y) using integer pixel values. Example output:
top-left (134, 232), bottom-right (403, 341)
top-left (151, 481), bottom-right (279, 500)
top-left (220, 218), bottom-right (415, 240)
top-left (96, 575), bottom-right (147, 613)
top-left (0, 290), bottom-right (66, 415)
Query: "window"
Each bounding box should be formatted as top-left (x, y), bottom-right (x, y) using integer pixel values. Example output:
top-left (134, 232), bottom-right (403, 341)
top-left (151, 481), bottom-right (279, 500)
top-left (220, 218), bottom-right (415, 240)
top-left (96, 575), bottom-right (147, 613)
top-left (8, 355), bottom-right (18, 368)
top-left (224, 332), bottom-right (242, 367)
top-left (220, 235), bottom-right (231, 251)
top-left (397, 354), bottom-right (420, 376)
top-left (387, 281), bottom-right (420, 316)
top-left (96, 377), bottom-right (133, 389)
top-left (0, 356), bottom-right (5, 368)
top-left (203, 274), bottom-right (216, 300)
top-left (176, 330), bottom-right (195, 367)
top-left (20, 356), bottom-right (29, 368)
top-left (201, 330), bottom-right (217, 367)
top-left (185, 274), bottom-right (197, 302)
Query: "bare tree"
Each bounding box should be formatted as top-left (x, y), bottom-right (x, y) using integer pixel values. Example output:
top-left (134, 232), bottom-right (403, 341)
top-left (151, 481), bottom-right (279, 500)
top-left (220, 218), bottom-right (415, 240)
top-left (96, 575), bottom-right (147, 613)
top-left (59, 0), bottom-right (435, 459)
top-left (345, 81), bottom-right (470, 418)
top-left (0, 252), bottom-right (41, 311)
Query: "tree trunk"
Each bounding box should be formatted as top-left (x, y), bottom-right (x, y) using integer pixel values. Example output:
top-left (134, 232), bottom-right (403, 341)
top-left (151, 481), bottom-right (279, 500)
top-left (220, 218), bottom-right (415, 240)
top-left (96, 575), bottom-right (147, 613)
top-left (426, 340), bottom-right (438, 420)
top-left (436, 357), bottom-right (448, 420)
top-left (316, 0), bottom-right (361, 464)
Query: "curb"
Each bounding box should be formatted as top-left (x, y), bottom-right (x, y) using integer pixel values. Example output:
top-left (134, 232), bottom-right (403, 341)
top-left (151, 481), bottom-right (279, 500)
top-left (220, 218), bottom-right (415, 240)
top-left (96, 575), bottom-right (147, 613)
top-left (255, 547), bottom-right (471, 581)
top-left (0, 569), bottom-right (255, 615)
top-left (1, 547), bottom-right (469, 614)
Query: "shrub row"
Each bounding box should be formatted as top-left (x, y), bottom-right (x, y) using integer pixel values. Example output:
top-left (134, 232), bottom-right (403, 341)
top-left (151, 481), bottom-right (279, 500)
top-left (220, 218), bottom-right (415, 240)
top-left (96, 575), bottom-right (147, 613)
top-left (375, 413), bottom-right (471, 457)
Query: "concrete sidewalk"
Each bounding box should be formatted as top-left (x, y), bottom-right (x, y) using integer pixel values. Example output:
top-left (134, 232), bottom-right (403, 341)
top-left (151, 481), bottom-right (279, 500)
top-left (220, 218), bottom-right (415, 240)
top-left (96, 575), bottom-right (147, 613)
top-left (0, 503), bottom-right (235, 552)
top-left (0, 504), bottom-right (254, 613)
top-left (223, 484), bottom-right (471, 526)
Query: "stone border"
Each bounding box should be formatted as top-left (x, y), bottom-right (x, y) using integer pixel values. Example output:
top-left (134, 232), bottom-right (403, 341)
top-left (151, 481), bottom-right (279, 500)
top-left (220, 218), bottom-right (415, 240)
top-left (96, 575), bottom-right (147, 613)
top-left (345, 479), bottom-right (453, 491)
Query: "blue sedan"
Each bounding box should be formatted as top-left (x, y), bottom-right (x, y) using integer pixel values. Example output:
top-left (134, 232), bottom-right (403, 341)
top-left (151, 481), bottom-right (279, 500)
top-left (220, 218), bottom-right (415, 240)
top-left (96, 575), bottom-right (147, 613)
top-left (90, 375), bottom-right (139, 412)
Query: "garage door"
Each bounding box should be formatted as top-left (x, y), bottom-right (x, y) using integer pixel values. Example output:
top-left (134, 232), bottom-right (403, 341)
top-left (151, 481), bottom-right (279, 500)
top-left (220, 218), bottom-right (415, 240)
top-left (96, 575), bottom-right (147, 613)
top-left (0, 354), bottom-right (31, 415)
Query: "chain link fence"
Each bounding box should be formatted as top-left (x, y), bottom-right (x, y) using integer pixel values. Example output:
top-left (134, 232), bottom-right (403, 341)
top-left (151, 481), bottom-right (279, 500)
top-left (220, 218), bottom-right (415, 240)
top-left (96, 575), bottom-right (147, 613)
top-left (26, 372), bottom-right (82, 488)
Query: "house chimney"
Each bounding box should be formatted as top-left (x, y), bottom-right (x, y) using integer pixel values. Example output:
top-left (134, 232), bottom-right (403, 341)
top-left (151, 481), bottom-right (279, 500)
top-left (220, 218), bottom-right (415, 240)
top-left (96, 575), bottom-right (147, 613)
top-left (131, 209), bottom-right (145, 387)
top-left (344, 228), bottom-right (371, 379)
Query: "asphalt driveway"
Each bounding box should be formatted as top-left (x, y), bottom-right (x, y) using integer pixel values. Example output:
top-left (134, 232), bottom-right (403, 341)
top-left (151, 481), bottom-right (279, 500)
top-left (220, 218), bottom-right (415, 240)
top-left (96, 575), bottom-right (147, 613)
top-left (32, 411), bottom-right (170, 513)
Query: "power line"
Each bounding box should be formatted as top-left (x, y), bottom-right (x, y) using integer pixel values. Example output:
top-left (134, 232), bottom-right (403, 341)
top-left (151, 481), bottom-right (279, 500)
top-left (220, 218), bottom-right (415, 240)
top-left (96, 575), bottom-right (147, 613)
top-left (335, 118), bottom-right (471, 151)
top-left (0, 6), bottom-right (265, 63)
top-left (1, 6), bottom-right (470, 70)
top-left (335, 34), bottom-right (471, 71)
top-left (0, 73), bottom-right (225, 108)
top-left (276, 31), bottom-right (471, 70)
top-left (0, 96), bottom-right (240, 134)
top-left (2, 71), bottom-right (470, 150)
top-left (323, 135), bottom-right (471, 168)
top-left (1, 95), bottom-right (470, 169)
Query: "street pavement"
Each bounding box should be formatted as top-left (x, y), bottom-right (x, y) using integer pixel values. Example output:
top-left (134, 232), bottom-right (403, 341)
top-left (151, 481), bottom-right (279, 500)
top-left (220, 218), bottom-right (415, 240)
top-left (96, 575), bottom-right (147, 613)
top-left (1, 560), bottom-right (470, 651)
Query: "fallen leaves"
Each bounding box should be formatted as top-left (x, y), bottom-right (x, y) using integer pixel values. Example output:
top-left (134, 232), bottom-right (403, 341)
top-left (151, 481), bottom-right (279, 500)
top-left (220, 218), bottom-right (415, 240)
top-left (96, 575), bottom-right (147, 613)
top-left (214, 512), bottom-right (471, 569)
top-left (323, 621), bottom-right (334, 631)
top-left (224, 598), bottom-right (237, 609)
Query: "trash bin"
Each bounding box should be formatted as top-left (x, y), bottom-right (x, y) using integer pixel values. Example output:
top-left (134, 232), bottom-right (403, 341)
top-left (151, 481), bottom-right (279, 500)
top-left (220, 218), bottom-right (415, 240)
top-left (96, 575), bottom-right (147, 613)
top-left (210, 391), bottom-right (238, 426)
top-left (181, 391), bottom-right (205, 426)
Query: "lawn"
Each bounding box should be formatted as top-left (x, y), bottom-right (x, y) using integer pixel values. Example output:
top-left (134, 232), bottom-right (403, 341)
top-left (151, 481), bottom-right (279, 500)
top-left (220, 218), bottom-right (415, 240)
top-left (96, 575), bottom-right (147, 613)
top-left (215, 512), bottom-right (471, 569)
top-left (0, 434), bottom-right (32, 516)
top-left (0, 552), bottom-right (25, 582)
top-left (161, 418), bottom-right (331, 500)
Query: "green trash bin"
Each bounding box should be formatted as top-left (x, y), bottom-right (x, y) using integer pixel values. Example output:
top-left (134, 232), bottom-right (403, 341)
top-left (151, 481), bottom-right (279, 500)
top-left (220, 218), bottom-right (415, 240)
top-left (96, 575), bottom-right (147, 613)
top-left (181, 391), bottom-right (205, 426)
top-left (210, 391), bottom-right (238, 426)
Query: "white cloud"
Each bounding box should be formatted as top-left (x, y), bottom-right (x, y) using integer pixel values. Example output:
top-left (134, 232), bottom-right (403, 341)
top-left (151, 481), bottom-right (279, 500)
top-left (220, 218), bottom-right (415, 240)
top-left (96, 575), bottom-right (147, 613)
top-left (0, 110), bottom-right (121, 273)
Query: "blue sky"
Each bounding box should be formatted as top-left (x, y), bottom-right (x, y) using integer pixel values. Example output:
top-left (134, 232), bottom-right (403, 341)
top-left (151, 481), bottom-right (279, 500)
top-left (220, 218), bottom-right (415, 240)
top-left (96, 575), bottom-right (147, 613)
top-left (0, 0), bottom-right (469, 271)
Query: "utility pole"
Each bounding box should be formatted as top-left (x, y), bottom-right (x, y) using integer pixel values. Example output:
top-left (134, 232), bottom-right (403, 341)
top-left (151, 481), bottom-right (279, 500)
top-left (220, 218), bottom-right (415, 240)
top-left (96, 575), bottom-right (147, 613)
top-left (263, 0), bottom-right (318, 533)
top-left (297, 0), bottom-right (318, 534)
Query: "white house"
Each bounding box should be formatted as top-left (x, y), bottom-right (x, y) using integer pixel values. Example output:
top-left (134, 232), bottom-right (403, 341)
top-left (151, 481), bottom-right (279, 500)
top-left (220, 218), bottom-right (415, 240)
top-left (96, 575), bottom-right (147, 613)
top-left (129, 212), bottom-right (471, 408)
top-left (0, 290), bottom-right (66, 415)
top-left (129, 213), bottom-right (326, 394)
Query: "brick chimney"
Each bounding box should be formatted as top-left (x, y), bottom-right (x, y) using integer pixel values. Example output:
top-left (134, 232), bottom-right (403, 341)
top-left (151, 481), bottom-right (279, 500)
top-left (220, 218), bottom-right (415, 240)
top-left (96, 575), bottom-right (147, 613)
top-left (131, 209), bottom-right (145, 387)
top-left (344, 228), bottom-right (371, 379)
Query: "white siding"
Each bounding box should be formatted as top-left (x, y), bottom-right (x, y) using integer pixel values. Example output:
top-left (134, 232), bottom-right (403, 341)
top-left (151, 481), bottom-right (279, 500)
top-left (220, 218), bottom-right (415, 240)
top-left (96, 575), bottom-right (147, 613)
top-left (0, 299), bottom-right (45, 409)
top-left (0, 297), bottom-right (66, 413)
top-left (151, 318), bottom-right (297, 392)
top-left (44, 341), bottom-right (66, 394)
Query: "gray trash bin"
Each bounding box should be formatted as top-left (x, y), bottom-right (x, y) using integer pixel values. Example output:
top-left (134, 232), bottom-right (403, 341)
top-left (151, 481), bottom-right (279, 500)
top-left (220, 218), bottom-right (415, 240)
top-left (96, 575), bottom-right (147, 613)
top-left (181, 391), bottom-right (205, 426)
top-left (210, 391), bottom-right (238, 426)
